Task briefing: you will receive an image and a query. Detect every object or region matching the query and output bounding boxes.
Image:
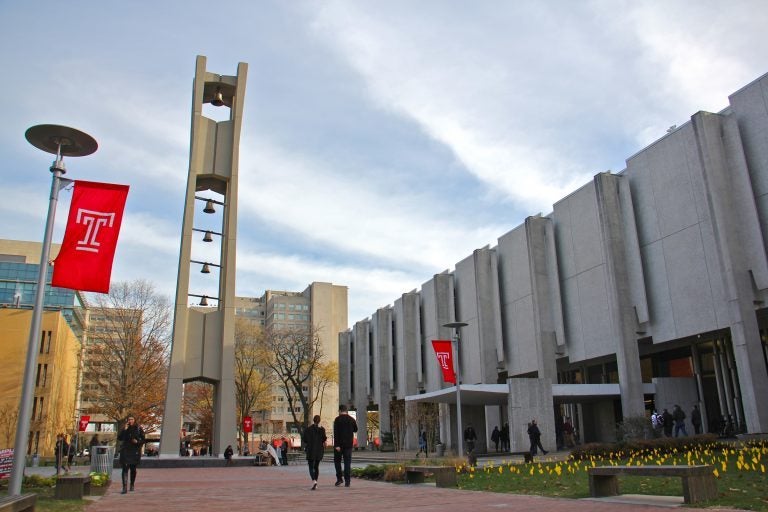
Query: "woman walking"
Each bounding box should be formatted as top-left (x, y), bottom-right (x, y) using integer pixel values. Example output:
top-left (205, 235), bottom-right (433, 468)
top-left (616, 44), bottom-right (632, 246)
top-left (303, 415), bottom-right (327, 490)
top-left (117, 415), bottom-right (145, 494)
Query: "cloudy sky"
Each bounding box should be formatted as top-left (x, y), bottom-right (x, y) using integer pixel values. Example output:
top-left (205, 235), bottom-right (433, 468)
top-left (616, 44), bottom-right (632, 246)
top-left (1, 1), bottom-right (766, 325)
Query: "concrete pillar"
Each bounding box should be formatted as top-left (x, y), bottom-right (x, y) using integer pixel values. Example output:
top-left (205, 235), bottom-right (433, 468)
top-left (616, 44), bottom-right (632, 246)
top-left (508, 378), bottom-right (554, 453)
top-left (594, 173), bottom-right (646, 418)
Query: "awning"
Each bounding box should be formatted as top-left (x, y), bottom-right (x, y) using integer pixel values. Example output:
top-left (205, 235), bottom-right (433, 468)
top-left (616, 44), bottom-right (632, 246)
top-left (404, 382), bottom-right (656, 405)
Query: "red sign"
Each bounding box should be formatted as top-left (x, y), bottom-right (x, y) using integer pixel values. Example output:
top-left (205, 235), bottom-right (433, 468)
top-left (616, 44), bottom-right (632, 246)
top-left (78, 415), bottom-right (91, 432)
top-left (431, 339), bottom-right (456, 384)
top-left (243, 416), bottom-right (253, 433)
top-left (52, 180), bottom-right (129, 293)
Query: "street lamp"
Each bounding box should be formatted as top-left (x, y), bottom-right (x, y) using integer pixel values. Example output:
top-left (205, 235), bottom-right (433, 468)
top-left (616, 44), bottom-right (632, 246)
top-left (443, 321), bottom-right (468, 457)
top-left (9, 125), bottom-right (97, 496)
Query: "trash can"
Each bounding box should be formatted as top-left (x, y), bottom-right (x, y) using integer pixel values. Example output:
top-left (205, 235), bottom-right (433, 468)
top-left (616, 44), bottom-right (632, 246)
top-left (436, 443), bottom-right (445, 457)
top-left (90, 446), bottom-right (114, 479)
top-left (32, 454), bottom-right (39, 467)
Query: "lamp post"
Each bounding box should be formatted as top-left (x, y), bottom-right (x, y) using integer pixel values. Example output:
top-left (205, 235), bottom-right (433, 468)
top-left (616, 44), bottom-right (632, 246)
top-left (443, 321), bottom-right (468, 457)
top-left (9, 125), bottom-right (97, 496)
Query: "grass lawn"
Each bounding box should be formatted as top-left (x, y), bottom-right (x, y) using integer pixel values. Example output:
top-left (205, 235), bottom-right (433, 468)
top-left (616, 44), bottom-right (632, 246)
top-left (456, 446), bottom-right (768, 511)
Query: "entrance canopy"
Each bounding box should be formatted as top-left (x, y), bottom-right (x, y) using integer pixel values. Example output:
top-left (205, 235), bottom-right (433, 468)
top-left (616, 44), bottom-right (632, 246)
top-left (405, 383), bottom-right (657, 405)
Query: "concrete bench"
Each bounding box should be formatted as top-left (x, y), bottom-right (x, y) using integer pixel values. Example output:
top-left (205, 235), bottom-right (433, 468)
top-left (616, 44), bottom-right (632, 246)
top-left (405, 465), bottom-right (457, 488)
top-left (0, 494), bottom-right (37, 512)
top-left (587, 465), bottom-right (717, 504)
top-left (287, 452), bottom-right (302, 465)
top-left (54, 474), bottom-right (91, 499)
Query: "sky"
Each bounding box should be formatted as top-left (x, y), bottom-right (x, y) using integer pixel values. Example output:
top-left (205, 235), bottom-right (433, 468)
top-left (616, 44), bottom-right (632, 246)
top-left (1, 1), bottom-right (767, 327)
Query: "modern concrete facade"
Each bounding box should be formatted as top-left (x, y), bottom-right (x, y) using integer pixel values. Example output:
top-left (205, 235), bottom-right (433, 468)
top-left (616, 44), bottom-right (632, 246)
top-left (339, 72), bottom-right (768, 455)
top-left (160, 56), bottom-right (248, 458)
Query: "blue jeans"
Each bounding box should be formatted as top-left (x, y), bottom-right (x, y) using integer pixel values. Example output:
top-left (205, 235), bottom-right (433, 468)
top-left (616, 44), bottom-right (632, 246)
top-left (674, 422), bottom-right (688, 437)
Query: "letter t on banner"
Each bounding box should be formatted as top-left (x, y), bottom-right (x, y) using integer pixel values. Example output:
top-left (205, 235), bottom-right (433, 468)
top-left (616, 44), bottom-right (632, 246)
top-left (431, 339), bottom-right (456, 384)
top-left (52, 180), bottom-right (129, 293)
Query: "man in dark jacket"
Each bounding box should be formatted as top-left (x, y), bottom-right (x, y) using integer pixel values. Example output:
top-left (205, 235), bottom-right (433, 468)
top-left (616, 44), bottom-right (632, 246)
top-left (333, 404), bottom-right (358, 487)
top-left (117, 415), bottom-right (145, 494)
top-left (527, 419), bottom-right (547, 456)
top-left (661, 408), bottom-right (674, 437)
top-left (303, 414), bottom-right (327, 490)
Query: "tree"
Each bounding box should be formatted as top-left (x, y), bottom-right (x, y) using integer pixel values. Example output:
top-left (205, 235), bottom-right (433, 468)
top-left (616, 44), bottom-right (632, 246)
top-left (234, 318), bottom-right (274, 448)
top-left (183, 381), bottom-right (213, 451)
top-left (0, 403), bottom-right (19, 448)
top-left (261, 325), bottom-right (325, 428)
top-left (311, 360), bottom-right (338, 420)
top-left (81, 280), bottom-right (170, 431)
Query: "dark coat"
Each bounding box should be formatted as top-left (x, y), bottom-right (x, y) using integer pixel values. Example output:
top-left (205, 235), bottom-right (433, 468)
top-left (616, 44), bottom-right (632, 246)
top-left (333, 413), bottom-right (358, 449)
top-left (527, 423), bottom-right (542, 441)
top-left (118, 424), bottom-right (145, 466)
top-left (303, 424), bottom-right (327, 461)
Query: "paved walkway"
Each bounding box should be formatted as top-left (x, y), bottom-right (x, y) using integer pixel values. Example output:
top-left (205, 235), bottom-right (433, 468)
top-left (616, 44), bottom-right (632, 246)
top-left (71, 459), bottom-right (728, 512)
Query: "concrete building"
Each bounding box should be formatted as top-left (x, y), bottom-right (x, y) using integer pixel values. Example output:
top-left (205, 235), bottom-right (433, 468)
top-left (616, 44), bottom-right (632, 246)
top-left (339, 72), bottom-right (768, 454)
top-left (235, 282), bottom-right (348, 436)
top-left (0, 239), bottom-right (86, 456)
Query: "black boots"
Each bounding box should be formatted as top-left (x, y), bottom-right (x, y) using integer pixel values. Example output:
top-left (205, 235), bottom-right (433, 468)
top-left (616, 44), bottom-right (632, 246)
top-left (130, 483), bottom-right (135, 491)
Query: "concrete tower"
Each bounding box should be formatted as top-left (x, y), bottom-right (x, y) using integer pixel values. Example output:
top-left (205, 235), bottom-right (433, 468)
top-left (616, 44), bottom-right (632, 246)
top-left (160, 56), bottom-right (247, 457)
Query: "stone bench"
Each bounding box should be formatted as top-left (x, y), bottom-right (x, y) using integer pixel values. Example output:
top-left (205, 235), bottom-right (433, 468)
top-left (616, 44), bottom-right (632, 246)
top-left (54, 474), bottom-right (91, 500)
top-left (587, 465), bottom-right (717, 504)
top-left (405, 465), bottom-right (457, 488)
top-left (0, 494), bottom-right (37, 512)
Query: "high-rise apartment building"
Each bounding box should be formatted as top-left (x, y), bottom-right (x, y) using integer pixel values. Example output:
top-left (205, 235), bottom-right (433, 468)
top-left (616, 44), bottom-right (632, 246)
top-left (234, 282), bottom-right (347, 434)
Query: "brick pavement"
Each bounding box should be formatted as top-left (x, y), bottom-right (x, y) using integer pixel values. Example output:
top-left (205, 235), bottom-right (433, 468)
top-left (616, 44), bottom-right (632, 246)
top-left (82, 461), bottom-right (729, 512)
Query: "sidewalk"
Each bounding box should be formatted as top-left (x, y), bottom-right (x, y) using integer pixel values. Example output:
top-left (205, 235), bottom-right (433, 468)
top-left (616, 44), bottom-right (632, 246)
top-left (78, 458), bottom-right (713, 512)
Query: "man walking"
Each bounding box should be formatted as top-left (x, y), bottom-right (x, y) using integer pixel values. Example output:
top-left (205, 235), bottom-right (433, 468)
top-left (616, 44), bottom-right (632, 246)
top-left (672, 404), bottom-right (688, 437)
top-left (334, 404), bottom-right (358, 488)
top-left (691, 405), bottom-right (702, 435)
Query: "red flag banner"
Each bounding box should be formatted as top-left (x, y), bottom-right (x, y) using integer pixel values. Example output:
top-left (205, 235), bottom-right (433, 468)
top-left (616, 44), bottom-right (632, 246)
top-left (431, 339), bottom-right (456, 384)
top-left (243, 416), bottom-right (253, 433)
top-left (78, 415), bottom-right (91, 432)
top-left (52, 180), bottom-right (129, 293)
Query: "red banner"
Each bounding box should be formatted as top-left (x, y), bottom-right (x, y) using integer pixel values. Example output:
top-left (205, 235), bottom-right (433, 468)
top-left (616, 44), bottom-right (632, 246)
top-left (243, 416), bottom-right (253, 433)
top-left (431, 340), bottom-right (456, 384)
top-left (78, 415), bottom-right (91, 432)
top-left (52, 181), bottom-right (129, 293)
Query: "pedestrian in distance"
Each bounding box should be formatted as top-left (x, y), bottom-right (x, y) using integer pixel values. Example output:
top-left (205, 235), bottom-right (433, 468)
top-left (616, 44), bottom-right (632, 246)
top-left (418, 431), bottom-right (428, 457)
top-left (117, 415), bottom-right (145, 494)
top-left (691, 404), bottom-right (702, 435)
top-left (54, 433), bottom-right (68, 475)
top-left (333, 404), bottom-right (358, 488)
top-left (491, 426), bottom-right (500, 453)
top-left (500, 423), bottom-right (510, 452)
top-left (463, 424), bottom-right (477, 453)
top-left (672, 404), bottom-right (688, 437)
top-left (280, 437), bottom-right (289, 466)
top-left (66, 435), bottom-right (76, 471)
top-left (303, 414), bottom-right (327, 490)
top-left (563, 417), bottom-right (575, 447)
top-left (224, 444), bottom-right (234, 466)
top-left (662, 408), bottom-right (673, 437)
top-left (527, 419), bottom-right (548, 456)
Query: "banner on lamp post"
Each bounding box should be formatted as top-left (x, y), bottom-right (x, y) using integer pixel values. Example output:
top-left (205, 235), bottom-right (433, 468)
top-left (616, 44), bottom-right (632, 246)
top-left (78, 416), bottom-right (90, 432)
top-left (52, 180), bottom-right (129, 293)
top-left (431, 339), bottom-right (456, 384)
top-left (243, 416), bottom-right (253, 433)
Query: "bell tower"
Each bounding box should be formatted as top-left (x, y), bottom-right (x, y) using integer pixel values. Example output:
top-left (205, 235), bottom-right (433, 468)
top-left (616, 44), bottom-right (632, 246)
top-left (160, 56), bottom-right (247, 457)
